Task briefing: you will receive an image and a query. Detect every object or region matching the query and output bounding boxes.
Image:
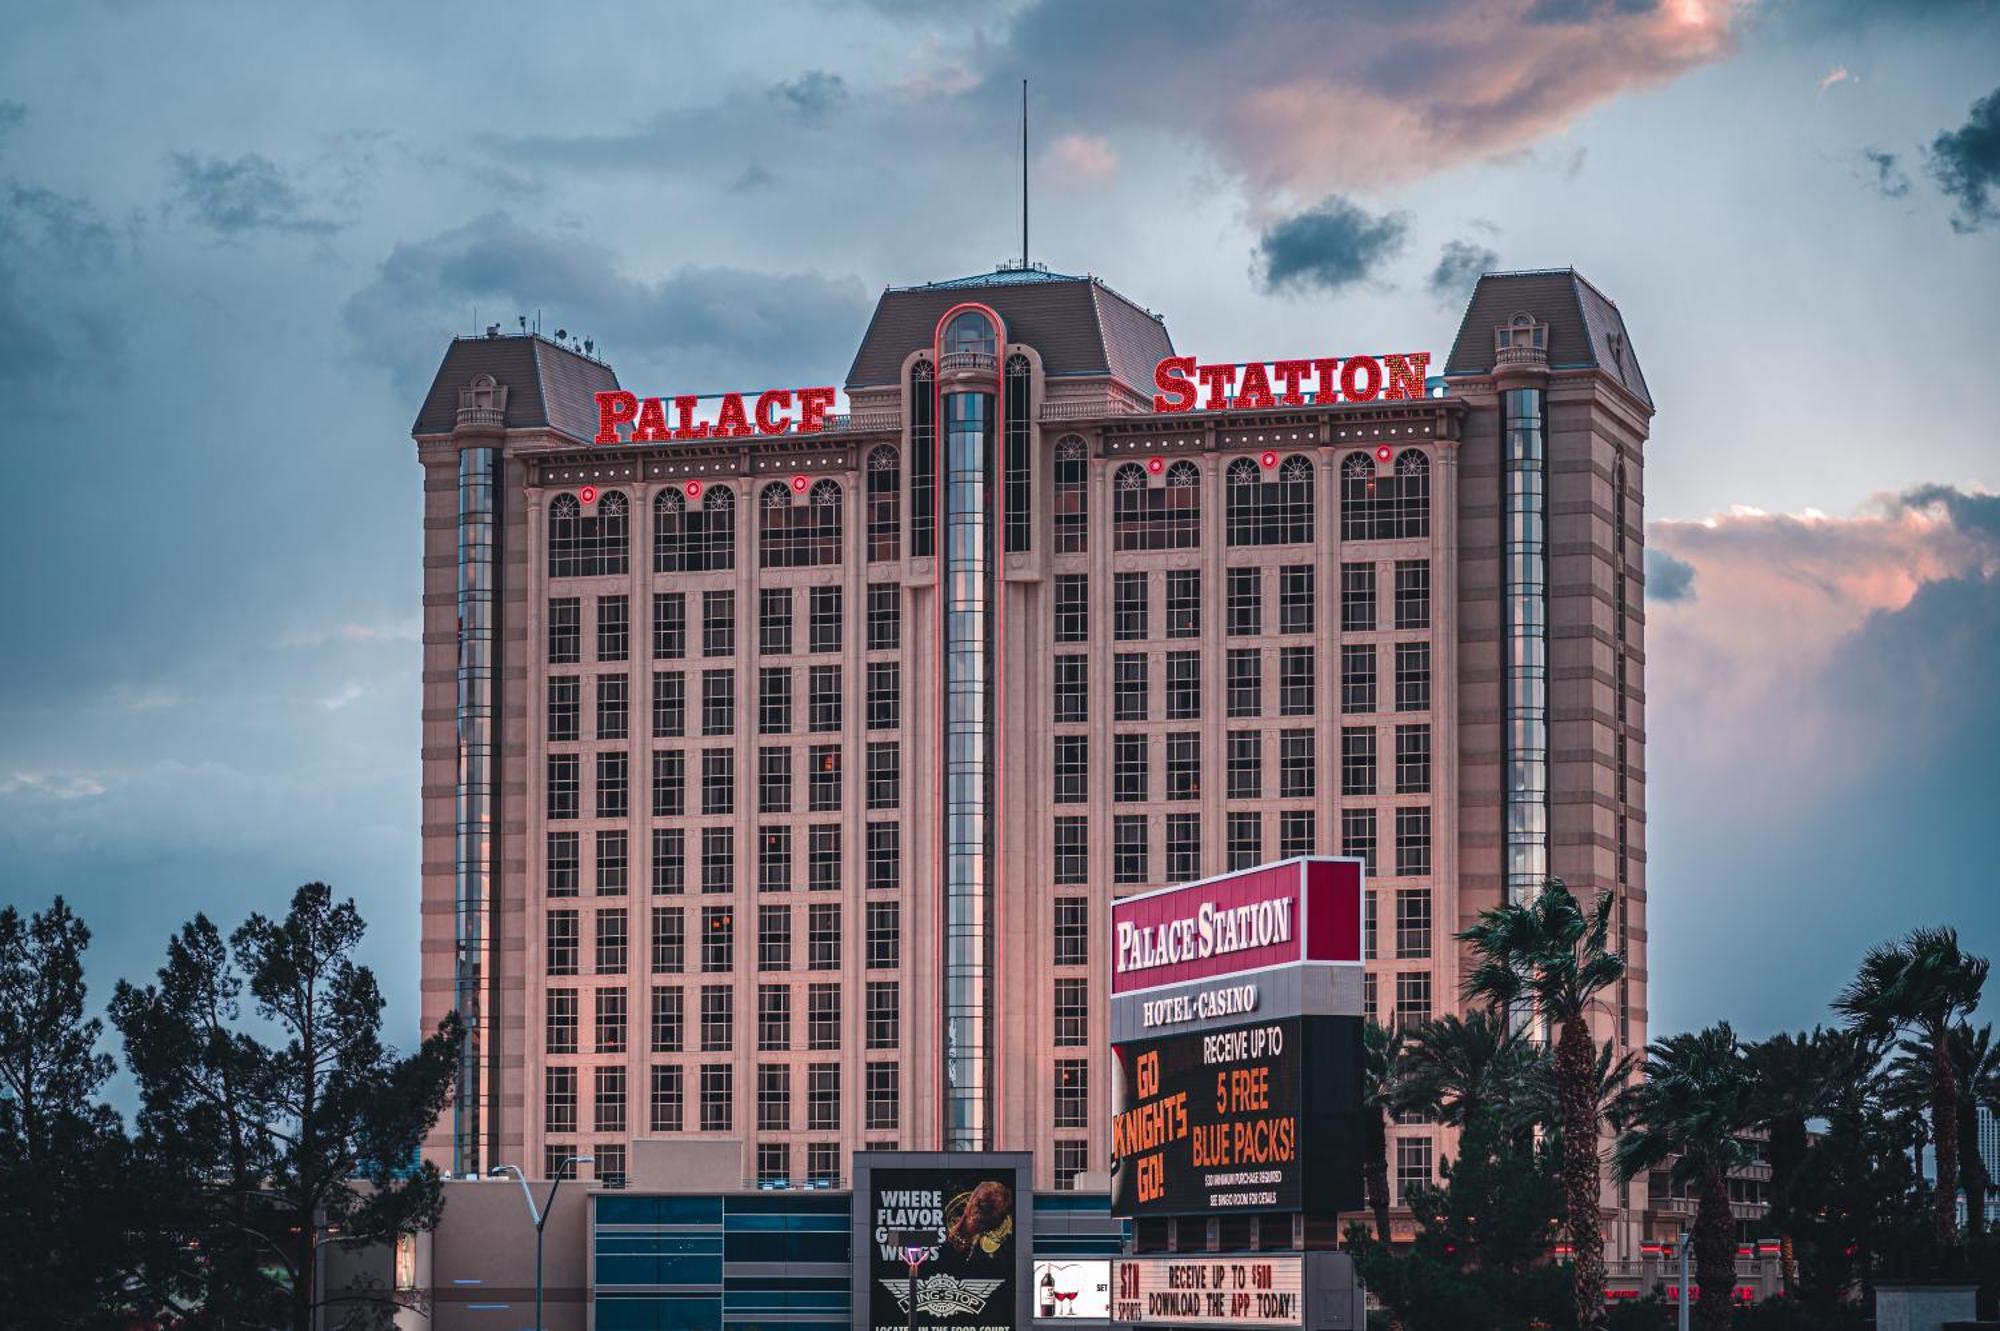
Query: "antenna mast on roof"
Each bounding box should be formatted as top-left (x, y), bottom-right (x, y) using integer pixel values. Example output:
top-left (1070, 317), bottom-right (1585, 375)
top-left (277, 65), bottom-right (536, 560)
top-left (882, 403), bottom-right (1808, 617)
top-left (1021, 79), bottom-right (1029, 270)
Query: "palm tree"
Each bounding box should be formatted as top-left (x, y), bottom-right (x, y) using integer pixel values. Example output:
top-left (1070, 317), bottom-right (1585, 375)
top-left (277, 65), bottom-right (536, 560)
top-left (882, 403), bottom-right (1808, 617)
top-left (1834, 925), bottom-right (1989, 1245)
top-left (1744, 1028), bottom-right (1849, 1293)
top-left (1614, 1024), bottom-right (1756, 1331)
top-left (1460, 879), bottom-right (1627, 1329)
top-left (1388, 1007), bottom-right (1538, 1131)
top-left (1889, 1023), bottom-right (2000, 1240)
top-left (1361, 1020), bottom-right (1402, 1244)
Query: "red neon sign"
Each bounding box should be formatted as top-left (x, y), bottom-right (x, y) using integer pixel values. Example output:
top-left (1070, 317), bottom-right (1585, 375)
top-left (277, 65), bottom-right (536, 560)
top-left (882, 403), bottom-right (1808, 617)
top-left (594, 386), bottom-right (839, 444)
top-left (1151, 352), bottom-right (1431, 413)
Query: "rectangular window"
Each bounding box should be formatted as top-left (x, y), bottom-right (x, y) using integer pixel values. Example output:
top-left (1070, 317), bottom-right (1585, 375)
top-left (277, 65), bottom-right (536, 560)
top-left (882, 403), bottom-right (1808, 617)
top-left (1165, 569), bottom-right (1201, 639)
top-left (1226, 568), bottom-right (1263, 637)
top-left (651, 1065), bottom-right (683, 1133)
top-left (1053, 817), bottom-right (1087, 885)
top-left (1053, 898), bottom-right (1089, 967)
top-left (1395, 972), bottom-right (1433, 1028)
top-left (1226, 649), bottom-right (1262, 718)
top-left (594, 989), bottom-right (627, 1054)
top-left (1165, 813), bottom-right (1200, 883)
top-left (758, 984), bottom-right (791, 1050)
top-left (545, 1067), bottom-right (577, 1134)
top-left (1053, 977), bottom-right (1089, 1046)
top-left (1114, 734), bottom-right (1149, 803)
top-left (1342, 728), bottom-right (1377, 796)
top-left (809, 744), bottom-right (843, 811)
top-left (1113, 654), bottom-right (1149, 722)
top-left (808, 824), bottom-right (841, 891)
top-left (758, 905), bottom-right (792, 971)
top-left (866, 900), bottom-right (900, 970)
top-left (700, 985), bottom-right (733, 1052)
top-left (761, 821), bottom-right (796, 889)
top-left (1164, 732), bottom-right (1201, 802)
top-left (808, 985), bottom-right (841, 1051)
top-left (652, 670), bottom-right (685, 738)
top-left (549, 597), bottom-right (581, 665)
top-left (1053, 735), bottom-right (1088, 804)
top-left (1341, 644), bottom-right (1376, 714)
top-left (1363, 972), bottom-right (1377, 1023)
top-left (547, 831), bottom-right (579, 897)
top-left (866, 742), bottom-right (898, 810)
top-left (595, 751), bottom-right (628, 819)
top-left (1054, 1059), bottom-right (1089, 1128)
top-left (595, 829), bottom-right (628, 895)
top-left (867, 583), bottom-right (901, 651)
top-left (1278, 646), bottom-right (1315, 717)
top-left (702, 590), bottom-right (734, 657)
top-left (546, 988), bottom-right (577, 1053)
top-left (1396, 887), bottom-right (1432, 959)
top-left (867, 822), bottom-right (900, 890)
top-left (1054, 1141), bottom-right (1088, 1192)
top-left (1053, 574), bottom-right (1089, 643)
top-left (1397, 806), bottom-right (1433, 877)
top-left (1341, 562), bottom-right (1376, 633)
top-left (1342, 808), bottom-right (1376, 874)
top-left (700, 1064), bottom-right (732, 1131)
top-left (808, 665), bottom-right (842, 733)
top-left (701, 748), bottom-right (734, 815)
top-left (547, 754), bottom-right (579, 820)
top-left (701, 669), bottom-right (735, 737)
top-left (700, 826), bottom-right (734, 894)
top-left (809, 585), bottom-right (842, 653)
top-left (758, 666), bottom-right (792, 735)
top-left (597, 595), bottom-right (629, 663)
top-left (650, 986), bottom-right (683, 1052)
top-left (757, 1064), bottom-right (791, 1132)
top-left (1364, 890), bottom-right (1377, 961)
top-left (866, 661), bottom-right (900, 730)
top-left (1053, 655), bottom-right (1088, 723)
top-left (1279, 809), bottom-right (1315, 858)
top-left (1114, 572), bottom-right (1149, 641)
top-left (1395, 642), bottom-right (1431, 713)
top-left (759, 588), bottom-right (793, 656)
top-left (1279, 730), bottom-right (1315, 799)
top-left (653, 591), bottom-right (686, 660)
top-left (652, 828), bottom-right (685, 895)
top-left (1226, 731), bottom-right (1262, 800)
top-left (1164, 651), bottom-right (1201, 720)
top-left (1394, 559), bottom-right (1431, 630)
top-left (652, 749), bottom-right (686, 818)
top-left (595, 674), bottom-right (628, 740)
top-left (651, 906), bottom-right (685, 974)
top-left (866, 1063), bottom-right (900, 1131)
top-left (1279, 565), bottom-right (1315, 634)
top-left (1227, 811), bottom-right (1262, 870)
top-left (808, 904), bottom-right (842, 971)
top-left (1397, 1135), bottom-right (1434, 1204)
top-left (757, 747), bottom-right (791, 815)
top-left (548, 907), bottom-right (580, 971)
top-left (1113, 815), bottom-right (1148, 886)
top-left (548, 675), bottom-right (580, 742)
top-left (700, 906), bottom-right (733, 972)
top-left (866, 980), bottom-right (899, 1049)
top-left (1395, 724), bottom-right (1431, 794)
top-left (596, 908), bottom-right (628, 975)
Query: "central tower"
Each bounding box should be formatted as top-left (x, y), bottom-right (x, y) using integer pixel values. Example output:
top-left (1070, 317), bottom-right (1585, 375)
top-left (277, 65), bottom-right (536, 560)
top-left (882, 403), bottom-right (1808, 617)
top-left (935, 304), bottom-right (1003, 1150)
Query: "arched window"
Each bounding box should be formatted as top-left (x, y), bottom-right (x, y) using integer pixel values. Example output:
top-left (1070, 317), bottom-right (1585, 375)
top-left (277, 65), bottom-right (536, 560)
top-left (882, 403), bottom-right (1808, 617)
top-left (1340, 451), bottom-right (1430, 541)
top-left (1340, 452), bottom-right (1380, 542)
top-left (654, 485), bottom-right (735, 573)
top-left (1053, 435), bottom-right (1088, 554)
top-left (1113, 460), bottom-right (1202, 550)
top-left (549, 489), bottom-right (629, 578)
top-left (866, 446), bottom-right (901, 562)
top-left (1226, 454), bottom-right (1312, 546)
top-left (943, 311), bottom-right (994, 359)
top-left (1388, 450), bottom-right (1430, 540)
top-left (761, 480), bottom-right (844, 569)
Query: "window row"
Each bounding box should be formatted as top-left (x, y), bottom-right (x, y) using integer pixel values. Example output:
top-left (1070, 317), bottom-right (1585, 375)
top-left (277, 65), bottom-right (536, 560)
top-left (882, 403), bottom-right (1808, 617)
top-left (543, 979), bottom-right (899, 1057)
top-left (1054, 725), bottom-right (1430, 803)
top-left (1054, 641), bottom-right (1429, 725)
top-left (1051, 560), bottom-right (1430, 645)
top-left (547, 743), bottom-right (900, 820)
top-left (546, 899), bottom-right (896, 978)
top-left (544, 1060), bottom-right (901, 1136)
top-left (556, 822), bottom-right (905, 897)
top-left (1050, 804), bottom-right (1431, 885)
top-left (551, 586), bottom-right (902, 666)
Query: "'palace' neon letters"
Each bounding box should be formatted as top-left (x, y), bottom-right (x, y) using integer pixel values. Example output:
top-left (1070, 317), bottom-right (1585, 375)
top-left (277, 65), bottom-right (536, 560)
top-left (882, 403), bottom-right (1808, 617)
top-left (594, 386), bottom-right (839, 444)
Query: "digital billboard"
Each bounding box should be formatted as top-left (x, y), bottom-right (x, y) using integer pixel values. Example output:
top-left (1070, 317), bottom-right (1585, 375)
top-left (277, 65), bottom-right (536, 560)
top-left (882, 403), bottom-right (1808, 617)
top-left (1112, 1256), bottom-right (1306, 1327)
top-left (1108, 1016), bottom-right (1363, 1218)
top-left (855, 1154), bottom-right (1032, 1331)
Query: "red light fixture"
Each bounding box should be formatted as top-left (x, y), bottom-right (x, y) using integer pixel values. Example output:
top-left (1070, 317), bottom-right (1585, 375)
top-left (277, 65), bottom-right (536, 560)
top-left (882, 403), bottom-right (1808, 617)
top-left (579, 485), bottom-right (598, 504)
top-left (1259, 449), bottom-right (1279, 469)
top-left (1374, 444), bottom-right (1393, 463)
top-left (684, 479), bottom-right (703, 500)
top-left (790, 473), bottom-right (809, 494)
top-left (1145, 455), bottom-right (1165, 476)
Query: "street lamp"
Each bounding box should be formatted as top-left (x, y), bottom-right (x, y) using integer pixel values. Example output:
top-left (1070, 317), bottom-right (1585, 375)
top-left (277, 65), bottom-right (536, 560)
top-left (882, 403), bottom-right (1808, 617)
top-left (490, 1155), bottom-right (594, 1331)
top-left (890, 1230), bottom-right (932, 1331)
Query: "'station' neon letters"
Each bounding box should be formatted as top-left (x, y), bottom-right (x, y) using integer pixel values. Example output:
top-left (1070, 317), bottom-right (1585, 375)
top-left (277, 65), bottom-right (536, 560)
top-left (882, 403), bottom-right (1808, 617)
top-left (1151, 353), bottom-right (1431, 412)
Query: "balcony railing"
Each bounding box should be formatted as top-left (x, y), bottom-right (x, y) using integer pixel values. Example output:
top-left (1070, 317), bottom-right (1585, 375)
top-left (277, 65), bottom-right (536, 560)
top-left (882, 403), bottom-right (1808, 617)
top-left (1494, 344), bottom-right (1549, 368)
top-left (815, 409), bottom-right (902, 435)
top-left (936, 350), bottom-right (997, 374)
top-left (1040, 397), bottom-right (1143, 421)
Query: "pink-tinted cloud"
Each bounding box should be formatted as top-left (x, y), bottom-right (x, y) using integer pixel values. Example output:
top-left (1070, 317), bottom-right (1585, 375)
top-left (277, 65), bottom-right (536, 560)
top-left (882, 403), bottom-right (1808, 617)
top-left (1043, 133), bottom-right (1117, 185)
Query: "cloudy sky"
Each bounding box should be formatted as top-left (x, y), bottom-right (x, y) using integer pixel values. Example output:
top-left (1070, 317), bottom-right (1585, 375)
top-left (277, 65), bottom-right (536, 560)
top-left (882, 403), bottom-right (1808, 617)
top-left (2, 0), bottom-right (1997, 1055)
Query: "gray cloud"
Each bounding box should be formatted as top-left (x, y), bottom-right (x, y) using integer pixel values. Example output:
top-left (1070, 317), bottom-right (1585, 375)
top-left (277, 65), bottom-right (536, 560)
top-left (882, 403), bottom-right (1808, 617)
top-left (1254, 196), bottom-right (1408, 295)
top-left (730, 164), bottom-right (775, 193)
top-left (1861, 147), bottom-right (1911, 199)
top-left (1644, 547), bottom-right (1696, 603)
top-left (0, 101), bottom-right (24, 147)
top-left (1926, 85), bottom-right (2000, 232)
top-left (1427, 237), bottom-right (1497, 308)
top-left (168, 151), bottom-right (341, 237)
top-left (769, 70), bottom-right (849, 123)
top-left (0, 183), bottom-right (125, 392)
top-left (341, 211), bottom-right (872, 396)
